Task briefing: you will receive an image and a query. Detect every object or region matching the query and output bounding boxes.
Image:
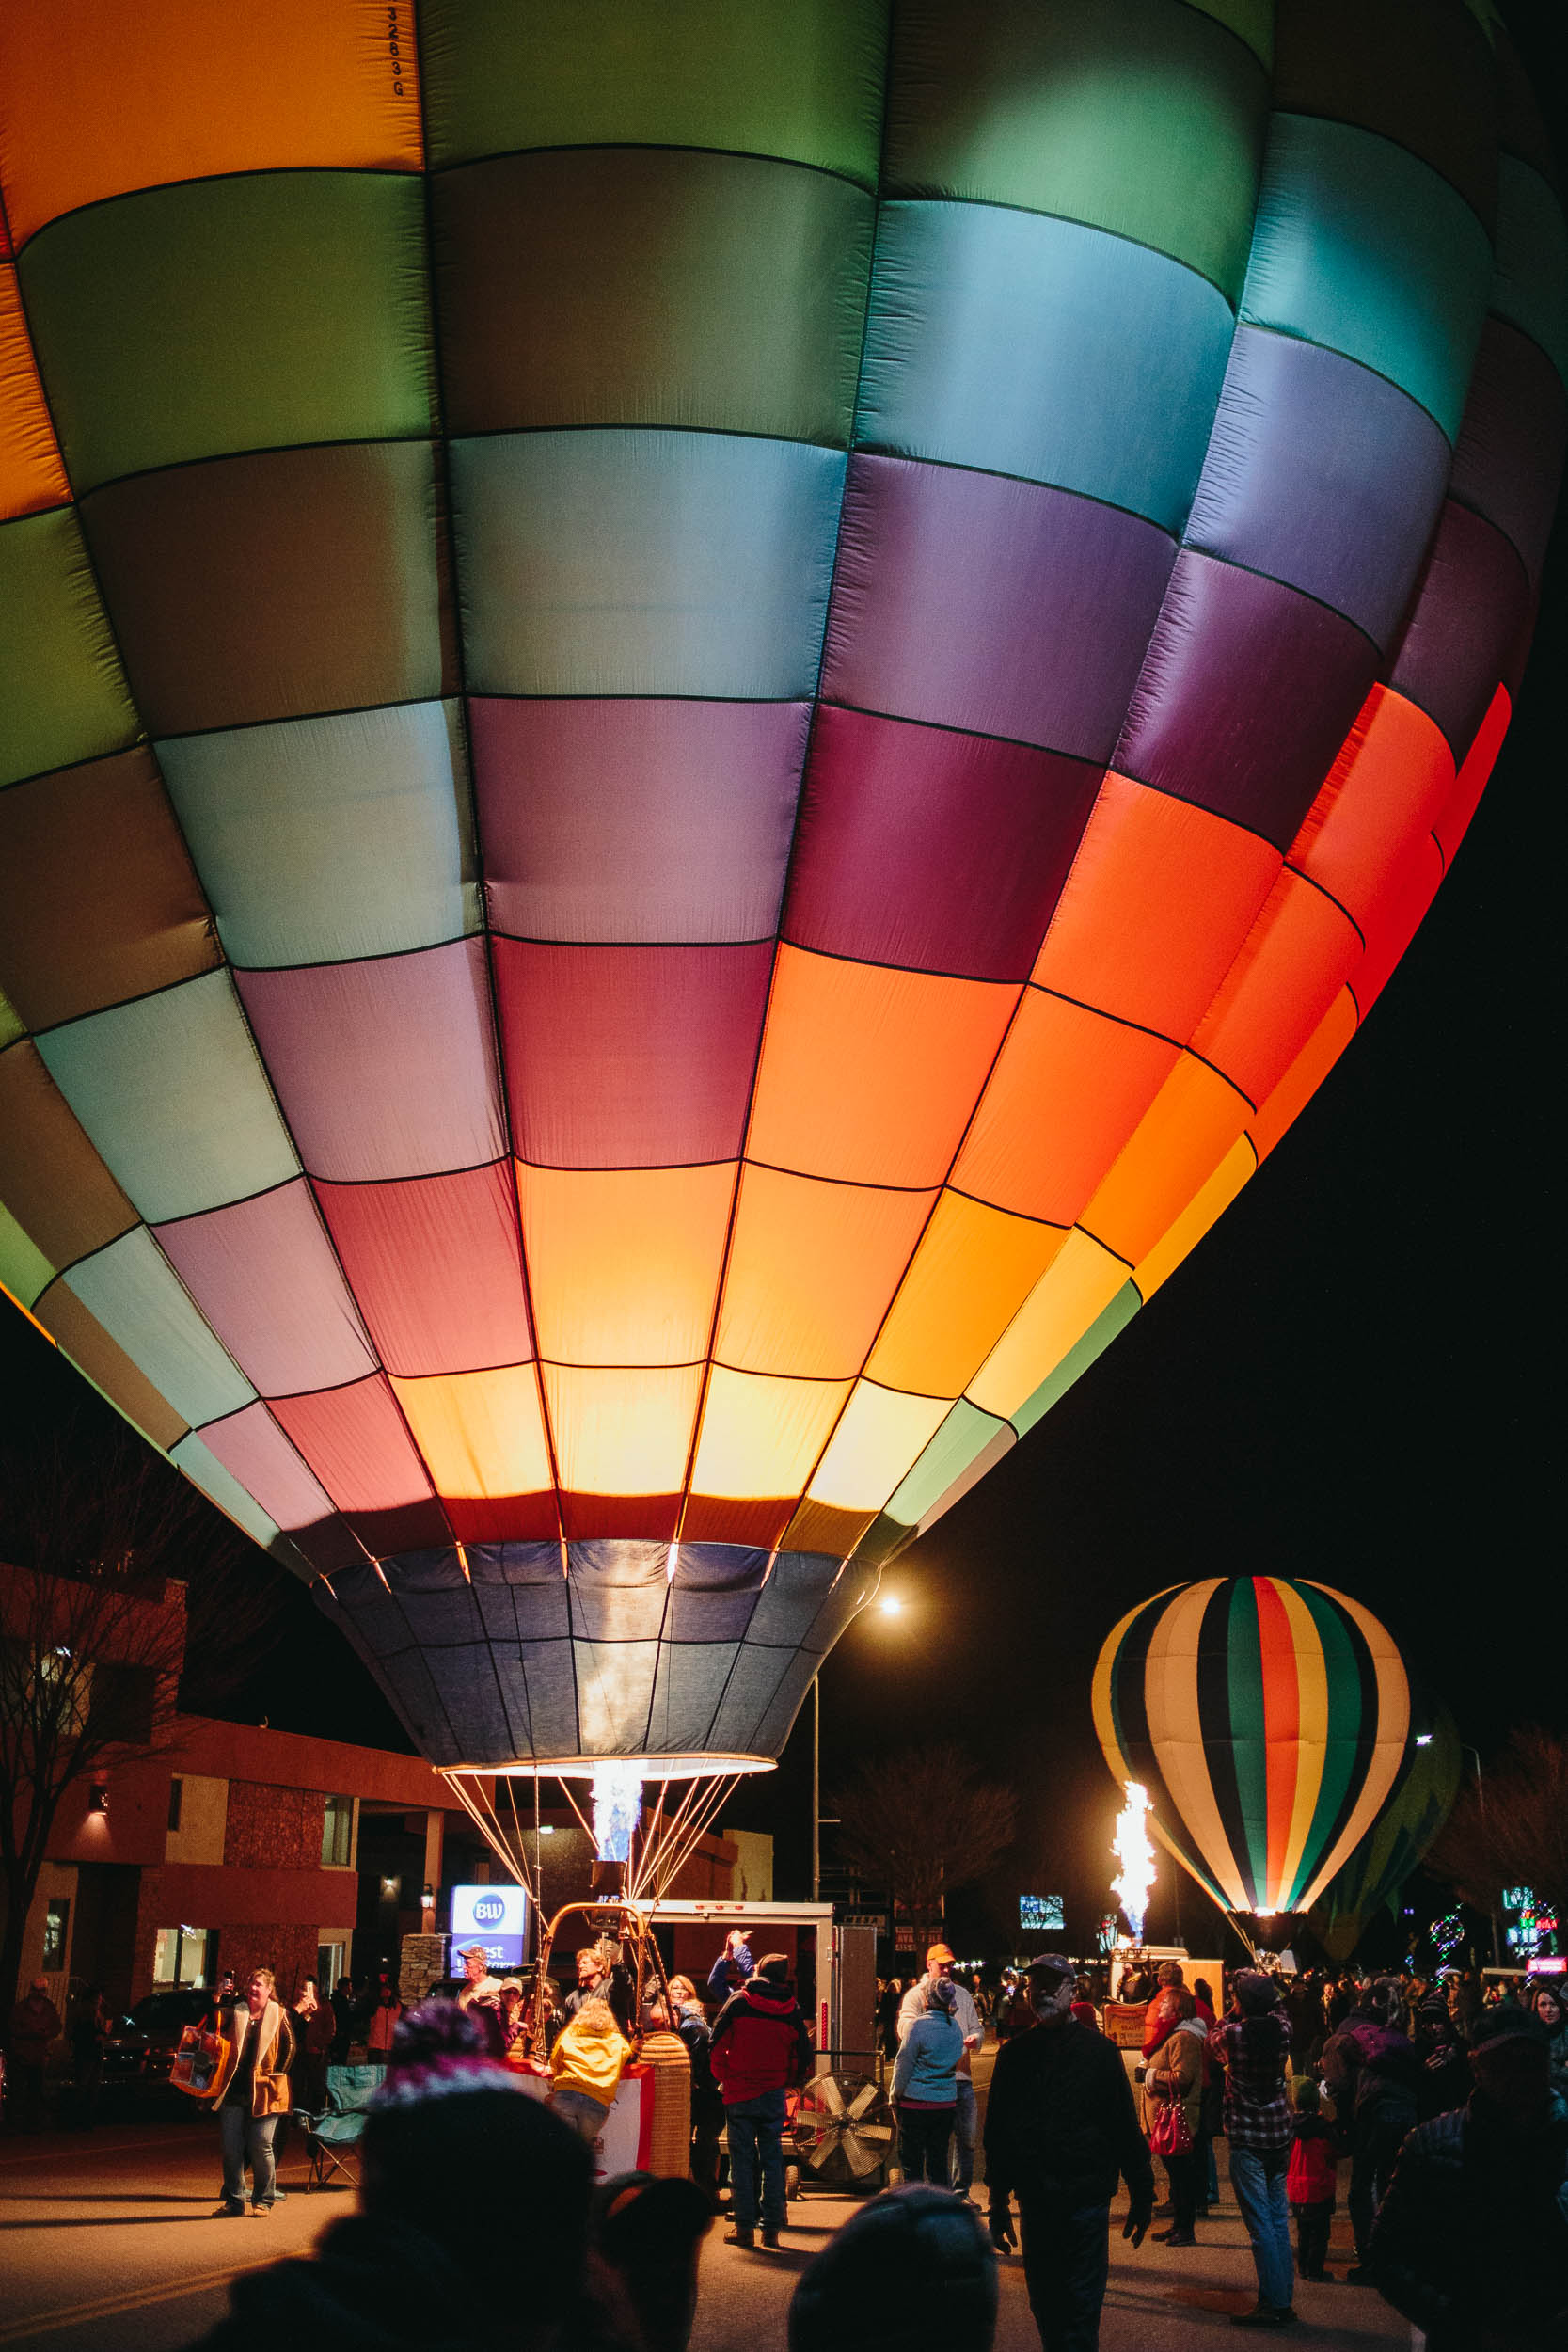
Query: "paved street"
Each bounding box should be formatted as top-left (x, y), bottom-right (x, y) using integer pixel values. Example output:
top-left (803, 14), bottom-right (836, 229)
top-left (0, 2099), bottom-right (1414, 2352)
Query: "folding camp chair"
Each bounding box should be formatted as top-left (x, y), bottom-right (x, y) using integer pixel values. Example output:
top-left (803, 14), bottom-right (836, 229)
top-left (298, 2062), bottom-right (381, 2190)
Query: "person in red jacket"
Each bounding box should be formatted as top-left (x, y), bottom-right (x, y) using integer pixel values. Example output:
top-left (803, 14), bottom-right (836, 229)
top-left (1287, 2078), bottom-right (1341, 2281)
top-left (709, 1953), bottom-right (812, 2252)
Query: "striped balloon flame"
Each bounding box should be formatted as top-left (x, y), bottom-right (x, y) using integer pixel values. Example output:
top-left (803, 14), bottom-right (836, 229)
top-left (1112, 1781), bottom-right (1156, 1941)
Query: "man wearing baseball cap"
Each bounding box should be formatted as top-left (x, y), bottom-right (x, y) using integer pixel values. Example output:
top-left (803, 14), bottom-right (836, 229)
top-left (1369, 2000), bottom-right (1568, 2350)
top-left (898, 1944), bottom-right (985, 2200)
top-left (984, 1953), bottom-right (1152, 2349)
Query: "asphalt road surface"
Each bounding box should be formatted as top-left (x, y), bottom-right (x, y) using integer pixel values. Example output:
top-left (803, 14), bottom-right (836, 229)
top-left (0, 2089), bottom-right (1415, 2351)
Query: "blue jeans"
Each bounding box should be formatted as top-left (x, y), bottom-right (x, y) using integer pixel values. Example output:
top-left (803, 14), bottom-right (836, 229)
top-left (726, 2089), bottom-right (786, 2232)
top-left (1229, 2145), bottom-right (1294, 2311)
top-left (219, 2105), bottom-right (278, 2207)
top-left (1017, 2196), bottom-right (1110, 2352)
top-left (949, 2074), bottom-right (977, 2193)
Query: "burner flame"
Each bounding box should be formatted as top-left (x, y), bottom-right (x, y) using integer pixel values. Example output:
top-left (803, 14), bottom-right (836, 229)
top-left (1112, 1781), bottom-right (1156, 1942)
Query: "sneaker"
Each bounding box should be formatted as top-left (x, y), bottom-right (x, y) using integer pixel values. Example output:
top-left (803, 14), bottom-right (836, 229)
top-left (1230, 2306), bottom-right (1297, 2328)
top-left (725, 2225), bottom-right (755, 2249)
top-left (249, 2202), bottom-right (270, 2217)
top-left (213, 2201), bottom-right (245, 2218)
top-left (1155, 2228), bottom-right (1196, 2246)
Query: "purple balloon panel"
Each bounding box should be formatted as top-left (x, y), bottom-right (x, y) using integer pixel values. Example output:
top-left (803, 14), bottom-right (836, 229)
top-left (236, 935), bottom-right (505, 1183)
top-left (821, 453), bottom-right (1176, 761)
top-left (495, 938), bottom-right (774, 1170)
top-left (473, 695), bottom-right (808, 945)
top-left (784, 704), bottom-right (1101, 981)
top-left (1116, 550), bottom-right (1381, 850)
top-left (154, 1178), bottom-right (376, 1400)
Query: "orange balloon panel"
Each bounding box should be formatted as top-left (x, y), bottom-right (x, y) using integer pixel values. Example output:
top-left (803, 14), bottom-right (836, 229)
top-left (0, 0), bottom-right (421, 246)
top-left (866, 1187), bottom-right (1065, 1399)
top-left (1190, 868), bottom-right (1362, 1109)
top-left (541, 1362), bottom-right (703, 1500)
top-left (1031, 775), bottom-right (1279, 1039)
top-left (1080, 1056), bottom-right (1253, 1267)
top-left (714, 1162), bottom-right (935, 1380)
top-left (517, 1159), bottom-right (733, 1368)
top-left (0, 269), bottom-right (69, 519)
top-left (1288, 686), bottom-right (1455, 930)
top-left (745, 945), bottom-right (1015, 1187)
top-left (689, 1363), bottom-right (850, 1500)
top-left (953, 988), bottom-right (1178, 1225)
top-left (389, 1364), bottom-right (552, 1500)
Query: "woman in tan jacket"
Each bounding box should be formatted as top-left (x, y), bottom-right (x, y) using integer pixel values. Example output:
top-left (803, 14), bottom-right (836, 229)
top-left (1142, 1987), bottom-right (1207, 2247)
top-left (207, 1967), bottom-right (294, 2217)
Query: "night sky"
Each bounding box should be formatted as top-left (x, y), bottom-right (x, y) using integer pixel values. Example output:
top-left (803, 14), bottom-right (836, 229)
top-left (3, 11), bottom-right (1563, 1963)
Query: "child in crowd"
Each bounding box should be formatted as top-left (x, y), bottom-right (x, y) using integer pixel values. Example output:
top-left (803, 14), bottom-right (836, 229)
top-left (1286, 2076), bottom-right (1340, 2281)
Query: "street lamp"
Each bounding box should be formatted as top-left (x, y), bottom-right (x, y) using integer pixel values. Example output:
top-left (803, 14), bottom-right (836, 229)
top-left (812, 1588), bottom-right (907, 1902)
top-left (1460, 1741), bottom-right (1503, 1969)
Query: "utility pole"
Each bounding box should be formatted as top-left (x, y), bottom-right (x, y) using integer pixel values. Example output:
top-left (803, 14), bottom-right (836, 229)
top-left (1463, 1743), bottom-right (1504, 1969)
top-left (812, 1672), bottom-right (820, 1904)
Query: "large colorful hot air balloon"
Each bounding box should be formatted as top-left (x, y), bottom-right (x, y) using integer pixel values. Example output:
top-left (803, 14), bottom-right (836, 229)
top-left (1093, 1577), bottom-right (1414, 1934)
top-left (0, 6), bottom-right (1562, 1859)
top-left (1308, 1704), bottom-right (1462, 1961)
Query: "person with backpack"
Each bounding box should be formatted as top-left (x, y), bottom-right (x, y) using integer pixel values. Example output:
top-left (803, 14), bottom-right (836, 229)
top-left (1286, 2078), bottom-right (1341, 2282)
top-left (710, 1952), bottom-right (812, 2251)
top-left (1322, 1975), bottom-right (1420, 2285)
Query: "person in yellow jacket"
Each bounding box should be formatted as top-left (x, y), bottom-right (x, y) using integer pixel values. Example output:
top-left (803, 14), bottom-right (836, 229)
top-left (550, 1994), bottom-right (630, 2141)
top-left (206, 1968), bottom-right (294, 2217)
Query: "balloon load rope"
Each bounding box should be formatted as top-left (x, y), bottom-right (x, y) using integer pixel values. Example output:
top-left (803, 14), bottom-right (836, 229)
top-left (436, 1760), bottom-right (744, 1913)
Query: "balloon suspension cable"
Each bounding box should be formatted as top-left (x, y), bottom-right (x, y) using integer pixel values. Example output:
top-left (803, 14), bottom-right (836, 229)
top-left (439, 1762), bottom-right (743, 1910)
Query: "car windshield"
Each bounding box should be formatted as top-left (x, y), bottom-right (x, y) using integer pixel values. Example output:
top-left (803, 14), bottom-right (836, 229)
top-left (132, 1992), bottom-right (208, 2030)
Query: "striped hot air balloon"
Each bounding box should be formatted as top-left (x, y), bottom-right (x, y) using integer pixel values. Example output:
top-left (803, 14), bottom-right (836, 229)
top-left (1093, 1577), bottom-right (1412, 1926)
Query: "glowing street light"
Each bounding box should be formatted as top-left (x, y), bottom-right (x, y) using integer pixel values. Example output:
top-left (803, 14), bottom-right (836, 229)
top-left (879, 1593), bottom-right (904, 1616)
top-left (1112, 1781), bottom-right (1157, 1944)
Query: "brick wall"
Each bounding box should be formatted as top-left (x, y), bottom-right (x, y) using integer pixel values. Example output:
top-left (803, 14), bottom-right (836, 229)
top-left (217, 1923), bottom-right (319, 2005)
top-left (224, 1783), bottom-right (326, 1871)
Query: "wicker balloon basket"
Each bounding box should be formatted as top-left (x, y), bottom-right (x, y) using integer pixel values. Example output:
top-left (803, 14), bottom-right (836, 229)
top-left (637, 2028), bottom-right (691, 2178)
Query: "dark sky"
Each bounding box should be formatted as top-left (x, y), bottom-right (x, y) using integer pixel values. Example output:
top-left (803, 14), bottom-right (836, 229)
top-left (4, 16), bottom-right (1563, 1954)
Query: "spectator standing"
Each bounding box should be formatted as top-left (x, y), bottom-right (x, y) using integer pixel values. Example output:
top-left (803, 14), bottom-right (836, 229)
top-left (1142, 1988), bottom-right (1207, 2246)
top-left (1412, 1993), bottom-right (1472, 2123)
top-left (69, 1983), bottom-right (109, 2130)
top-left (710, 1951), bottom-right (812, 2252)
top-left (5, 1978), bottom-right (62, 2132)
top-left (893, 1976), bottom-right (964, 2185)
top-left (983, 1953), bottom-right (1152, 2349)
top-left (1192, 1978), bottom-right (1221, 2213)
top-left (1286, 2079), bottom-right (1340, 2283)
top-left (327, 1974), bottom-right (356, 2062)
top-left (454, 1945), bottom-right (504, 2057)
top-left (706, 1928), bottom-right (755, 2005)
top-left (1323, 1974), bottom-right (1419, 2286)
top-left (562, 1945), bottom-right (607, 2024)
top-left (209, 1967), bottom-right (294, 2217)
top-left (1369, 2002), bottom-right (1568, 2351)
top-left (290, 1979), bottom-right (334, 2114)
top-left (666, 1973), bottom-right (723, 2194)
top-left (365, 1982), bottom-right (403, 2069)
top-left (1526, 1978), bottom-right (1568, 2099)
top-left (878, 1979), bottom-right (902, 2073)
top-left (899, 1942), bottom-right (985, 2200)
top-left (1209, 1970), bottom-right (1295, 2328)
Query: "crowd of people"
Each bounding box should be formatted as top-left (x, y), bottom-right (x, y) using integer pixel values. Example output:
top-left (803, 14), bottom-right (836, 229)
top-left (7, 1932), bottom-right (1566, 2349)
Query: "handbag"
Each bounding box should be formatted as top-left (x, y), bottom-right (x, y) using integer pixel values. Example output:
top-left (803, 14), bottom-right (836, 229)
top-left (1149, 2089), bottom-right (1194, 2157)
top-left (168, 2020), bottom-right (230, 2102)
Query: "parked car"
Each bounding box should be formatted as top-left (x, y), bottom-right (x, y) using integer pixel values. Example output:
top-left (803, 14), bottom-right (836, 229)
top-left (132, 1988), bottom-right (217, 2082)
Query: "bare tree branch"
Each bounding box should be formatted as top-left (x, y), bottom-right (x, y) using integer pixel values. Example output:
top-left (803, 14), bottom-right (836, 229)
top-left (1424, 1727), bottom-right (1568, 1918)
top-left (831, 1741), bottom-right (1018, 1945)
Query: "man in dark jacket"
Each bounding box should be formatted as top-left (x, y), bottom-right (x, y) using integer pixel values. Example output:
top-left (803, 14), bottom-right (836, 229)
top-left (1369, 2002), bottom-right (1568, 2351)
top-left (710, 1952), bottom-right (812, 2251)
top-left (984, 1954), bottom-right (1153, 2350)
top-left (1323, 1974), bottom-right (1420, 2282)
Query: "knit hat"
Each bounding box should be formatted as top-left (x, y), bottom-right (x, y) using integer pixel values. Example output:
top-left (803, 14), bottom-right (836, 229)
top-left (1470, 2001), bottom-right (1549, 2057)
top-left (372, 1996), bottom-right (523, 2106)
top-left (927, 1975), bottom-right (958, 2012)
top-left (789, 2186), bottom-right (996, 2352)
top-left (1232, 1970), bottom-right (1281, 2015)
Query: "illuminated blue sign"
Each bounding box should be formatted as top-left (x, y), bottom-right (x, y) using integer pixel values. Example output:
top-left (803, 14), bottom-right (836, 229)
top-left (450, 1883), bottom-right (529, 1969)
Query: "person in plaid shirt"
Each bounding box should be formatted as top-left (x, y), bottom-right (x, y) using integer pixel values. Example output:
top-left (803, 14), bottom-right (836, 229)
top-left (1210, 1971), bottom-right (1295, 2328)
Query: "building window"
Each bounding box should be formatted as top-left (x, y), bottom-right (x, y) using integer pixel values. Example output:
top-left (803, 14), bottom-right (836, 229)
top-left (152, 1925), bottom-right (210, 1986)
top-left (167, 1777), bottom-right (183, 1833)
top-left (42, 1898), bottom-right (71, 1972)
top-left (322, 1793), bottom-right (355, 1868)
